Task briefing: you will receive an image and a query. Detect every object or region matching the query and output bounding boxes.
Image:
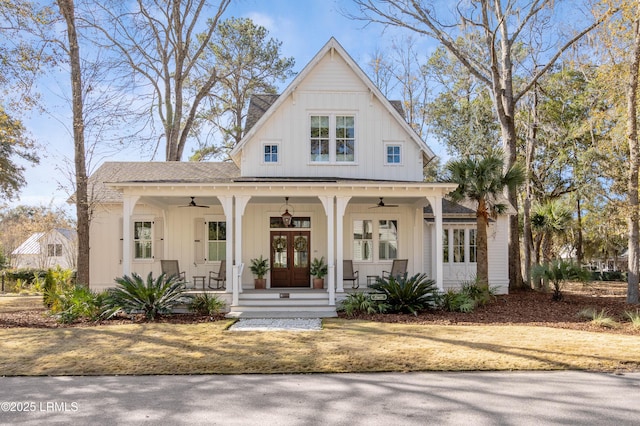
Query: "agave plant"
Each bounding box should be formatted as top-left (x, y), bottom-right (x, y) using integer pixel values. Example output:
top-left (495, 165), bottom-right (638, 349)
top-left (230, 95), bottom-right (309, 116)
top-left (369, 273), bottom-right (438, 315)
top-left (106, 272), bottom-right (186, 320)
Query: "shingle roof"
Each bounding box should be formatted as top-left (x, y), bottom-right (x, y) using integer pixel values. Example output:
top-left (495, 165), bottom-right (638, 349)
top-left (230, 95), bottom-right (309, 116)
top-left (89, 162), bottom-right (240, 202)
top-left (424, 198), bottom-right (476, 216)
top-left (245, 94), bottom-right (280, 133)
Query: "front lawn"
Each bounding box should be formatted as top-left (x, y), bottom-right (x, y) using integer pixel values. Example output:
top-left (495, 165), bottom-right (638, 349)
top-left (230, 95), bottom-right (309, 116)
top-left (1, 288), bottom-right (638, 376)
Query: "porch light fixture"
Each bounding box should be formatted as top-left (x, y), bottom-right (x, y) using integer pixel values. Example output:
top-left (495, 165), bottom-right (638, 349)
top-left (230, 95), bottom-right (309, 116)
top-left (281, 197), bottom-right (294, 227)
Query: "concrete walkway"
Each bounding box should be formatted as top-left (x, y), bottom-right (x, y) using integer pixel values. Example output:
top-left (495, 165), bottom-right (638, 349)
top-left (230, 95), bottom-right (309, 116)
top-left (1, 371), bottom-right (639, 425)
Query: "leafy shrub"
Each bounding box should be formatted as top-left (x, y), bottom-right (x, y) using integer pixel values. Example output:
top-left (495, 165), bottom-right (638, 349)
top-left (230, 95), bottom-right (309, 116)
top-left (439, 289), bottom-right (476, 313)
top-left (369, 273), bottom-right (438, 315)
top-left (624, 310), bottom-right (640, 329)
top-left (106, 272), bottom-right (186, 320)
top-left (339, 292), bottom-right (388, 316)
top-left (188, 293), bottom-right (226, 315)
top-left (43, 267), bottom-right (75, 309)
top-left (438, 281), bottom-right (497, 313)
top-left (50, 285), bottom-right (107, 324)
top-left (1, 268), bottom-right (49, 293)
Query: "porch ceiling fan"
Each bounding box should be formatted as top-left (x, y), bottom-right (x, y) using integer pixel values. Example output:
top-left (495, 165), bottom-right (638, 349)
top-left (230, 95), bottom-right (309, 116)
top-left (179, 196), bottom-right (210, 209)
top-left (369, 197), bottom-right (398, 209)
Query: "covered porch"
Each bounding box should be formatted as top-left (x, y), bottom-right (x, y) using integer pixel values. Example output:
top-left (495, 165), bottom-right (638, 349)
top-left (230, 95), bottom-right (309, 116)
top-left (111, 180), bottom-right (455, 316)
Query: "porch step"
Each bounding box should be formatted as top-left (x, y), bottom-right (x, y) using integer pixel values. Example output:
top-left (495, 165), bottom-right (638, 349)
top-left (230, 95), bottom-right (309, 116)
top-left (227, 289), bottom-right (337, 318)
top-left (226, 309), bottom-right (337, 319)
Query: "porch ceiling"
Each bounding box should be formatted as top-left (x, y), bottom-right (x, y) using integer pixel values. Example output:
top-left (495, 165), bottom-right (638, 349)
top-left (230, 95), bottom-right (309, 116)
top-left (139, 194), bottom-right (432, 209)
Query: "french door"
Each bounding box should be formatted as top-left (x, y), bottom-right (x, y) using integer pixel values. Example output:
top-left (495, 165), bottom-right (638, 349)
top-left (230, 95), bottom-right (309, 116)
top-left (270, 231), bottom-right (310, 287)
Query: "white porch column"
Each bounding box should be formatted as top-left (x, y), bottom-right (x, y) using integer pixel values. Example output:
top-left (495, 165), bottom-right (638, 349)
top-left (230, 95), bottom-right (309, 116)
top-left (234, 195), bottom-right (251, 295)
top-left (121, 195), bottom-right (140, 277)
top-left (427, 195), bottom-right (444, 290)
top-left (335, 196), bottom-right (351, 293)
top-left (319, 196), bottom-right (335, 305)
top-left (412, 199), bottom-right (428, 276)
top-left (218, 195), bottom-right (234, 294)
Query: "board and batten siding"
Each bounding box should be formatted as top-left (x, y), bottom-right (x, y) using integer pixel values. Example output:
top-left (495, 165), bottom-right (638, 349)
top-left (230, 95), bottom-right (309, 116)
top-left (423, 217), bottom-right (510, 294)
top-left (240, 52), bottom-right (425, 182)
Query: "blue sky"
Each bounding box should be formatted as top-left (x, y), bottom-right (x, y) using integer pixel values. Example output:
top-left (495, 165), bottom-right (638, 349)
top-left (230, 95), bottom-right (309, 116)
top-left (15, 0), bottom-right (437, 209)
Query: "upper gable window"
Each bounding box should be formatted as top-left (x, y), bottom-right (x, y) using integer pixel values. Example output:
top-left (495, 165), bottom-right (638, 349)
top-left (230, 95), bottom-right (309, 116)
top-left (335, 116), bottom-right (355, 162)
top-left (310, 114), bottom-right (355, 163)
top-left (385, 143), bottom-right (402, 165)
top-left (310, 115), bottom-right (330, 162)
top-left (263, 143), bottom-right (279, 164)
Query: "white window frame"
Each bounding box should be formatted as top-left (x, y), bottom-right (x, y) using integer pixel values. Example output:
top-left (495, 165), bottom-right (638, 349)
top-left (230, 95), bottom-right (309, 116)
top-left (262, 141), bottom-right (280, 164)
top-left (309, 113), bottom-right (357, 164)
top-left (353, 219), bottom-right (373, 262)
top-left (384, 142), bottom-right (403, 165)
top-left (205, 217), bottom-right (227, 262)
top-left (352, 217), bottom-right (399, 262)
top-left (443, 227), bottom-right (477, 265)
top-left (132, 217), bottom-right (154, 262)
top-left (378, 219), bottom-right (399, 260)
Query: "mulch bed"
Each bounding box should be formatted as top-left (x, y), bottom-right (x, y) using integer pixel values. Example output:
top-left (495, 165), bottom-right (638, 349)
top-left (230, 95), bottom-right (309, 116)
top-left (1, 283), bottom-right (638, 335)
top-left (339, 290), bottom-right (640, 335)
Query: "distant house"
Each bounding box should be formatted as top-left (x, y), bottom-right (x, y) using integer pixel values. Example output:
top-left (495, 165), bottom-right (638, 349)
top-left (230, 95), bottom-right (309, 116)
top-left (11, 229), bottom-right (77, 270)
top-left (85, 38), bottom-right (511, 317)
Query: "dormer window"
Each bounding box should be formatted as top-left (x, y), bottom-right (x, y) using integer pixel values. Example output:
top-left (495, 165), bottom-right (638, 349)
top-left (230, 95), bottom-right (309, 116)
top-left (310, 114), bottom-right (355, 163)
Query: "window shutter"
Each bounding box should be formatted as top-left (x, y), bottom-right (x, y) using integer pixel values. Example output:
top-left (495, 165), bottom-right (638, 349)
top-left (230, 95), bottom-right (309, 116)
top-left (154, 217), bottom-right (164, 260)
top-left (118, 217), bottom-right (123, 263)
top-left (194, 218), bottom-right (205, 264)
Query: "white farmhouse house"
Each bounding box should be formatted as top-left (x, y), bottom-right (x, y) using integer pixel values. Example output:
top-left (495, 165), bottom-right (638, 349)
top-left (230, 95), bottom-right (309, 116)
top-left (87, 38), bottom-right (510, 317)
top-left (12, 228), bottom-right (77, 270)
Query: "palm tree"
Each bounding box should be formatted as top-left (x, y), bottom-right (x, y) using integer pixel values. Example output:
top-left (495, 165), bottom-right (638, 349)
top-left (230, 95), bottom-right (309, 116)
top-left (531, 199), bottom-right (573, 265)
top-left (445, 151), bottom-right (525, 288)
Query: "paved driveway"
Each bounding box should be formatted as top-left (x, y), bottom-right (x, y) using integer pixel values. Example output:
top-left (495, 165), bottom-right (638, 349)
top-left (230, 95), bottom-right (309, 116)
top-left (1, 372), bottom-right (639, 425)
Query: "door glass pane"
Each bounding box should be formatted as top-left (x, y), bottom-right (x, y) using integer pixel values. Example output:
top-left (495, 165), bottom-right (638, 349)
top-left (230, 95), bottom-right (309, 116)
top-left (293, 235), bottom-right (308, 267)
top-left (273, 235), bottom-right (287, 268)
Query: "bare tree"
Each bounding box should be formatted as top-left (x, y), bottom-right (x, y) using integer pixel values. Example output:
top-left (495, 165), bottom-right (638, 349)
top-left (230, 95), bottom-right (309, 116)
top-left (83, 0), bottom-right (231, 161)
top-left (57, 0), bottom-right (90, 285)
top-left (349, 0), bottom-right (614, 289)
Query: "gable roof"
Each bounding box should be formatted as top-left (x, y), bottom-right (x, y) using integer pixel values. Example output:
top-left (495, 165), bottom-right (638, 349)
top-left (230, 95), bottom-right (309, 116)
top-left (231, 37), bottom-right (436, 163)
top-left (90, 161), bottom-right (240, 203)
top-left (12, 229), bottom-right (76, 256)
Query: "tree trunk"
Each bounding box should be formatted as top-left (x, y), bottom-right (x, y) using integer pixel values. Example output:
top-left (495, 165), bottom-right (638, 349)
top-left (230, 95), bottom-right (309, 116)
top-left (476, 199), bottom-right (490, 289)
top-left (575, 196), bottom-right (584, 265)
top-left (58, 0), bottom-right (89, 286)
top-left (626, 14), bottom-right (640, 304)
top-left (523, 87), bottom-right (538, 288)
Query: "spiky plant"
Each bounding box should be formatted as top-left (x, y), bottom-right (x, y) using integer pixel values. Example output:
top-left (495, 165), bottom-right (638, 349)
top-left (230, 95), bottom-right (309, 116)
top-left (532, 260), bottom-right (590, 301)
top-left (106, 272), bottom-right (186, 320)
top-left (624, 310), bottom-right (640, 329)
top-left (188, 293), bottom-right (226, 316)
top-left (369, 273), bottom-right (438, 315)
